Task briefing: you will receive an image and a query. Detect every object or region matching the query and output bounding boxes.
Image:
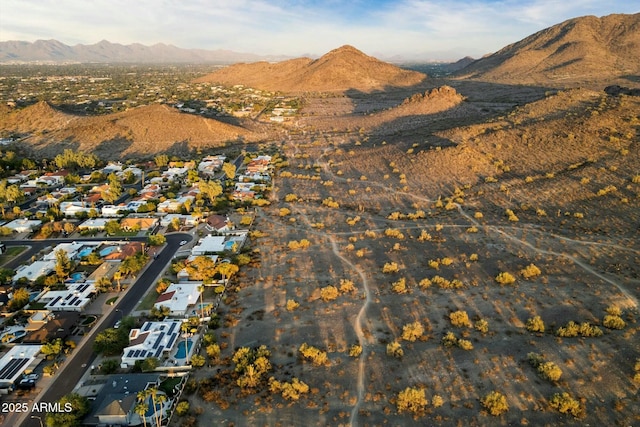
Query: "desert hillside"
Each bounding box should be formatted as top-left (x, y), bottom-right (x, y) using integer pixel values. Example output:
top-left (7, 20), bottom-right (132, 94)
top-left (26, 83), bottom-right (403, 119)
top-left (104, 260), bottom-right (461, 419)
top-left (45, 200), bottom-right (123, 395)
top-left (1, 102), bottom-right (253, 158)
top-left (457, 13), bottom-right (640, 84)
top-left (194, 45), bottom-right (426, 93)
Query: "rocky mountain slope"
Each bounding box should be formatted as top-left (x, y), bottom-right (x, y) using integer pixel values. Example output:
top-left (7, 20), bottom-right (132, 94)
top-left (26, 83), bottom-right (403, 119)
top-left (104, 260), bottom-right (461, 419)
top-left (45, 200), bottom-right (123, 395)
top-left (457, 13), bottom-right (640, 84)
top-left (194, 45), bottom-right (427, 93)
top-left (1, 102), bottom-right (252, 157)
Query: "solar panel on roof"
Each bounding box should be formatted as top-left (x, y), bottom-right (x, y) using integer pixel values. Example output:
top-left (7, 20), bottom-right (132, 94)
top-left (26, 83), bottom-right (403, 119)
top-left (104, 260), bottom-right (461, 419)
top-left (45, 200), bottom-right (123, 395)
top-left (49, 296), bottom-right (62, 306)
top-left (152, 334), bottom-right (163, 349)
top-left (167, 322), bottom-right (177, 334)
top-left (0, 358), bottom-right (29, 380)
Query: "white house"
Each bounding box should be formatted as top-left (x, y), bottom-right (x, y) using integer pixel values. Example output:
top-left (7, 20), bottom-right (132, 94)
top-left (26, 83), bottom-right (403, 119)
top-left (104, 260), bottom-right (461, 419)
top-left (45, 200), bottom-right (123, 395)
top-left (154, 282), bottom-right (202, 317)
top-left (12, 260), bottom-right (56, 283)
top-left (41, 283), bottom-right (96, 312)
top-left (3, 219), bottom-right (41, 233)
top-left (77, 218), bottom-right (110, 230)
top-left (120, 320), bottom-right (182, 368)
top-left (191, 235), bottom-right (226, 255)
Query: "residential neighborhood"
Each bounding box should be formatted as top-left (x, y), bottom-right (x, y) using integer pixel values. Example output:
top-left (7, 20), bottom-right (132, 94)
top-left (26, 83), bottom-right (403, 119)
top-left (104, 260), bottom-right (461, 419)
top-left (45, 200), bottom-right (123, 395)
top-left (0, 150), bottom-right (276, 426)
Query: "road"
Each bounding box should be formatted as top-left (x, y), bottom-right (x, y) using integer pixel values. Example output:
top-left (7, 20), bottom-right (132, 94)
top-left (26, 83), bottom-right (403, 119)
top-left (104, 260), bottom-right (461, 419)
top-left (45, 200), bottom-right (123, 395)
top-left (7, 232), bottom-right (192, 427)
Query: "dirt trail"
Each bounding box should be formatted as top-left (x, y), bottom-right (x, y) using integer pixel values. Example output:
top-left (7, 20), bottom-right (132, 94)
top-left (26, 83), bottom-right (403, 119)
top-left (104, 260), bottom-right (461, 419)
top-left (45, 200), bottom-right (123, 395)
top-left (456, 204), bottom-right (640, 308)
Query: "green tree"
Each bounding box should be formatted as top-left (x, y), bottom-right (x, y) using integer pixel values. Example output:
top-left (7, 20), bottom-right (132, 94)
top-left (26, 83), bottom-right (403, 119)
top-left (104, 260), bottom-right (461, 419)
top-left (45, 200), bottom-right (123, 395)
top-left (148, 234), bottom-right (166, 246)
top-left (396, 386), bottom-right (427, 416)
top-left (45, 393), bottom-right (90, 427)
top-left (104, 220), bottom-right (121, 236)
top-left (198, 180), bottom-right (223, 204)
top-left (8, 287), bottom-right (30, 310)
top-left (55, 249), bottom-right (74, 281)
top-left (93, 328), bottom-right (128, 356)
top-left (222, 162), bottom-right (236, 180)
top-left (154, 154), bottom-right (169, 167)
top-left (185, 256), bottom-right (217, 282)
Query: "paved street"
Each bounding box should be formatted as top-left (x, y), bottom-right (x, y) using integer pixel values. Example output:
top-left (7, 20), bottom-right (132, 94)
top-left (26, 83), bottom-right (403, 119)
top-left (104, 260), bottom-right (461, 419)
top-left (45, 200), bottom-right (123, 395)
top-left (3, 232), bottom-right (192, 427)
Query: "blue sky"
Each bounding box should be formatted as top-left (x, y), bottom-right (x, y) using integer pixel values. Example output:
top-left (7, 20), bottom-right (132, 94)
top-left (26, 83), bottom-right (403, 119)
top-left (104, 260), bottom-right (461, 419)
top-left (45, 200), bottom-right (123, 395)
top-left (0, 0), bottom-right (637, 60)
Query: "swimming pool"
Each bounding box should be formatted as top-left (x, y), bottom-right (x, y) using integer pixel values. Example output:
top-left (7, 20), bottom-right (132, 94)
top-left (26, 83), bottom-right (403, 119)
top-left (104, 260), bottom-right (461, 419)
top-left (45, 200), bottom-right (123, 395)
top-left (99, 246), bottom-right (118, 257)
top-left (78, 248), bottom-right (93, 258)
top-left (175, 339), bottom-right (193, 359)
top-left (69, 272), bottom-right (85, 282)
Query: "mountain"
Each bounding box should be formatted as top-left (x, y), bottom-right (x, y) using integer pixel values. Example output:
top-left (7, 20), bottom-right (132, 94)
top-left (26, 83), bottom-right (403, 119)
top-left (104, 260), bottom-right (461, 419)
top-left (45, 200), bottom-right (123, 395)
top-left (194, 45), bottom-right (427, 93)
top-left (1, 102), bottom-right (252, 158)
top-left (457, 13), bottom-right (640, 84)
top-left (0, 39), bottom-right (288, 64)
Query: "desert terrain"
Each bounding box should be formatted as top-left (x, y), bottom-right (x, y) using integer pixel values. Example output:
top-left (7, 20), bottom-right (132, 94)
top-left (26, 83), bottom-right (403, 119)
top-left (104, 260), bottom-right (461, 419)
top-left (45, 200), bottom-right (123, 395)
top-left (0, 12), bottom-right (639, 427)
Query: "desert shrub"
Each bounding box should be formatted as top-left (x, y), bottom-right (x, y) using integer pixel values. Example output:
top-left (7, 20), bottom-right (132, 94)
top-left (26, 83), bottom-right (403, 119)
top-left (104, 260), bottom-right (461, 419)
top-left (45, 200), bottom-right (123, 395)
top-left (440, 257), bottom-right (453, 266)
top-left (418, 278), bottom-right (432, 289)
top-left (288, 239), bottom-right (311, 250)
top-left (382, 262), bottom-right (400, 273)
top-left (495, 272), bottom-right (516, 285)
top-left (605, 305), bottom-right (622, 316)
top-left (279, 207), bottom-right (291, 217)
top-left (441, 331), bottom-right (458, 348)
top-left (401, 321), bottom-right (424, 342)
top-left (418, 230), bottom-right (432, 241)
top-left (469, 253), bottom-right (479, 261)
top-left (431, 275), bottom-right (451, 288)
top-left (457, 339), bottom-right (473, 350)
top-left (396, 387), bottom-right (427, 416)
top-left (339, 279), bottom-right (356, 294)
top-left (385, 228), bottom-right (405, 239)
top-left (520, 264), bottom-right (541, 279)
top-left (632, 175), bottom-right (640, 184)
top-left (538, 361), bottom-right (563, 382)
top-left (474, 211), bottom-right (483, 219)
top-left (467, 226), bottom-right (479, 233)
top-left (481, 391), bottom-right (509, 416)
top-left (322, 197), bottom-right (339, 208)
top-left (505, 209), bottom-right (519, 222)
top-left (349, 344), bottom-right (362, 357)
top-left (175, 401), bottom-right (190, 416)
top-left (556, 321), bottom-right (602, 337)
top-left (549, 392), bottom-right (582, 418)
top-left (320, 286), bottom-right (339, 302)
top-left (392, 278), bottom-right (407, 294)
top-left (386, 341), bottom-right (404, 358)
top-left (284, 193), bottom-right (298, 202)
top-left (526, 316), bottom-right (545, 333)
top-left (286, 299), bottom-right (299, 312)
top-left (449, 310), bottom-right (472, 328)
top-left (269, 377), bottom-right (310, 401)
top-left (428, 260), bottom-right (440, 270)
top-left (432, 395), bottom-right (444, 408)
top-left (603, 315), bottom-right (626, 330)
top-left (299, 343), bottom-right (328, 366)
top-left (475, 319), bottom-right (489, 334)
top-left (634, 359), bottom-right (640, 383)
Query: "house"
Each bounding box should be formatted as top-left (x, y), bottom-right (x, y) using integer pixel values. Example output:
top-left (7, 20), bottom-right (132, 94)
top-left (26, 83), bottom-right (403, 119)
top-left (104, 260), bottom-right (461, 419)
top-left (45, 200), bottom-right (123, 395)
top-left (104, 242), bottom-right (144, 261)
top-left (40, 283), bottom-right (96, 312)
top-left (86, 261), bottom-right (122, 284)
top-left (119, 217), bottom-right (158, 232)
top-left (0, 345), bottom-right (42, 388)
top-left (159, 214), bottom-right (199, 228)
top-left (59, 201), bottom-right (93, 217)
top-left (35, 175), bottom-right (64, 188)
top-left (154, 282), bottom-right (202, 317)
top-left (82, 373), bottom-right (167, 427)
top-left (191, 235), bottom-right (226, 255)
top-left (205, 214), bottom-right (232, 232)
top-left (198, 155), bottom-right (226, 176)
top-left (101, 204), bottom-right (129, 217)
top-left (77, 218), bottom-right (111, 230)
top-left (120, 320), bottom-right (182, 368)
top-left (43, 241), bottom-right (87, 262)
top-left (3, 218), bottom-right (41, 233)
top-left (13, 260), bottom-right (56, 283)
top-left (23, 311), bottom-right (80, 343)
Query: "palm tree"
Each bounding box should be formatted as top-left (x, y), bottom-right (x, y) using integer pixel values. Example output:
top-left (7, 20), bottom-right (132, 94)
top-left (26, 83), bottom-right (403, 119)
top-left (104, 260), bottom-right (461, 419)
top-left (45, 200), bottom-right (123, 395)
top-left (198, 285), bottom-right (205, 321)
top-left (136, 390), bottom-right (150, 427)
top-left (113, 270), bottom-right (123, 292)
top-left (153, 392), bottom-right (167, 426)
top-left (134, 402), bottom-right (148, 427)
top-left (216, 262), bottom-right (239, 287)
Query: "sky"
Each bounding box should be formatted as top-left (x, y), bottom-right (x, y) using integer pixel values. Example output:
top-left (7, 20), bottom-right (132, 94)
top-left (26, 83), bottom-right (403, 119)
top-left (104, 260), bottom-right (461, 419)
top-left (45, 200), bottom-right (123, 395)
top-left (0, 0), bottom-right (637, 61)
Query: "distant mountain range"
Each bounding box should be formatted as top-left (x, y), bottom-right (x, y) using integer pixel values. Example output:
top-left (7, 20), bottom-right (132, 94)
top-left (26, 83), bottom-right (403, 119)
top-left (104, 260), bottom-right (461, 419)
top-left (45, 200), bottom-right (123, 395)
top-left (0, 39), bottom-right (290, 64)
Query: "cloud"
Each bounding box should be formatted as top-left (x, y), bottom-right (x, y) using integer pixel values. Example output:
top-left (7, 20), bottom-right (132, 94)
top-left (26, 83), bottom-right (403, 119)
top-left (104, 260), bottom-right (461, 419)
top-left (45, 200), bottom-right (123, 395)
top-left (1, 0), bottom-right (637, 60)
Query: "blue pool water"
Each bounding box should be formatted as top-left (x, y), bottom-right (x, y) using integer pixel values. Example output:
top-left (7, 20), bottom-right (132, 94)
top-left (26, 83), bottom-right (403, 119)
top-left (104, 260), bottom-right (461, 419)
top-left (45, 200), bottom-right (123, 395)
top-left (99, 246), bottom-right (118, 257)
top-left (175, 339), bottom-right (193, 359)
top-left (78, 248), bottom-right (93, 258)
top-left (70, 272), bottom-right (85, 282)
top-left (29, 292), bottom-right (40, 301)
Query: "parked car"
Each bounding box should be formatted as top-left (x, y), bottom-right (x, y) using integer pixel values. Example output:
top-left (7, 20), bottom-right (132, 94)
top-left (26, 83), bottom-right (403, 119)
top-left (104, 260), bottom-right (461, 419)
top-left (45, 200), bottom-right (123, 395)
top-left (179, 240), bottom-right (187, 246)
